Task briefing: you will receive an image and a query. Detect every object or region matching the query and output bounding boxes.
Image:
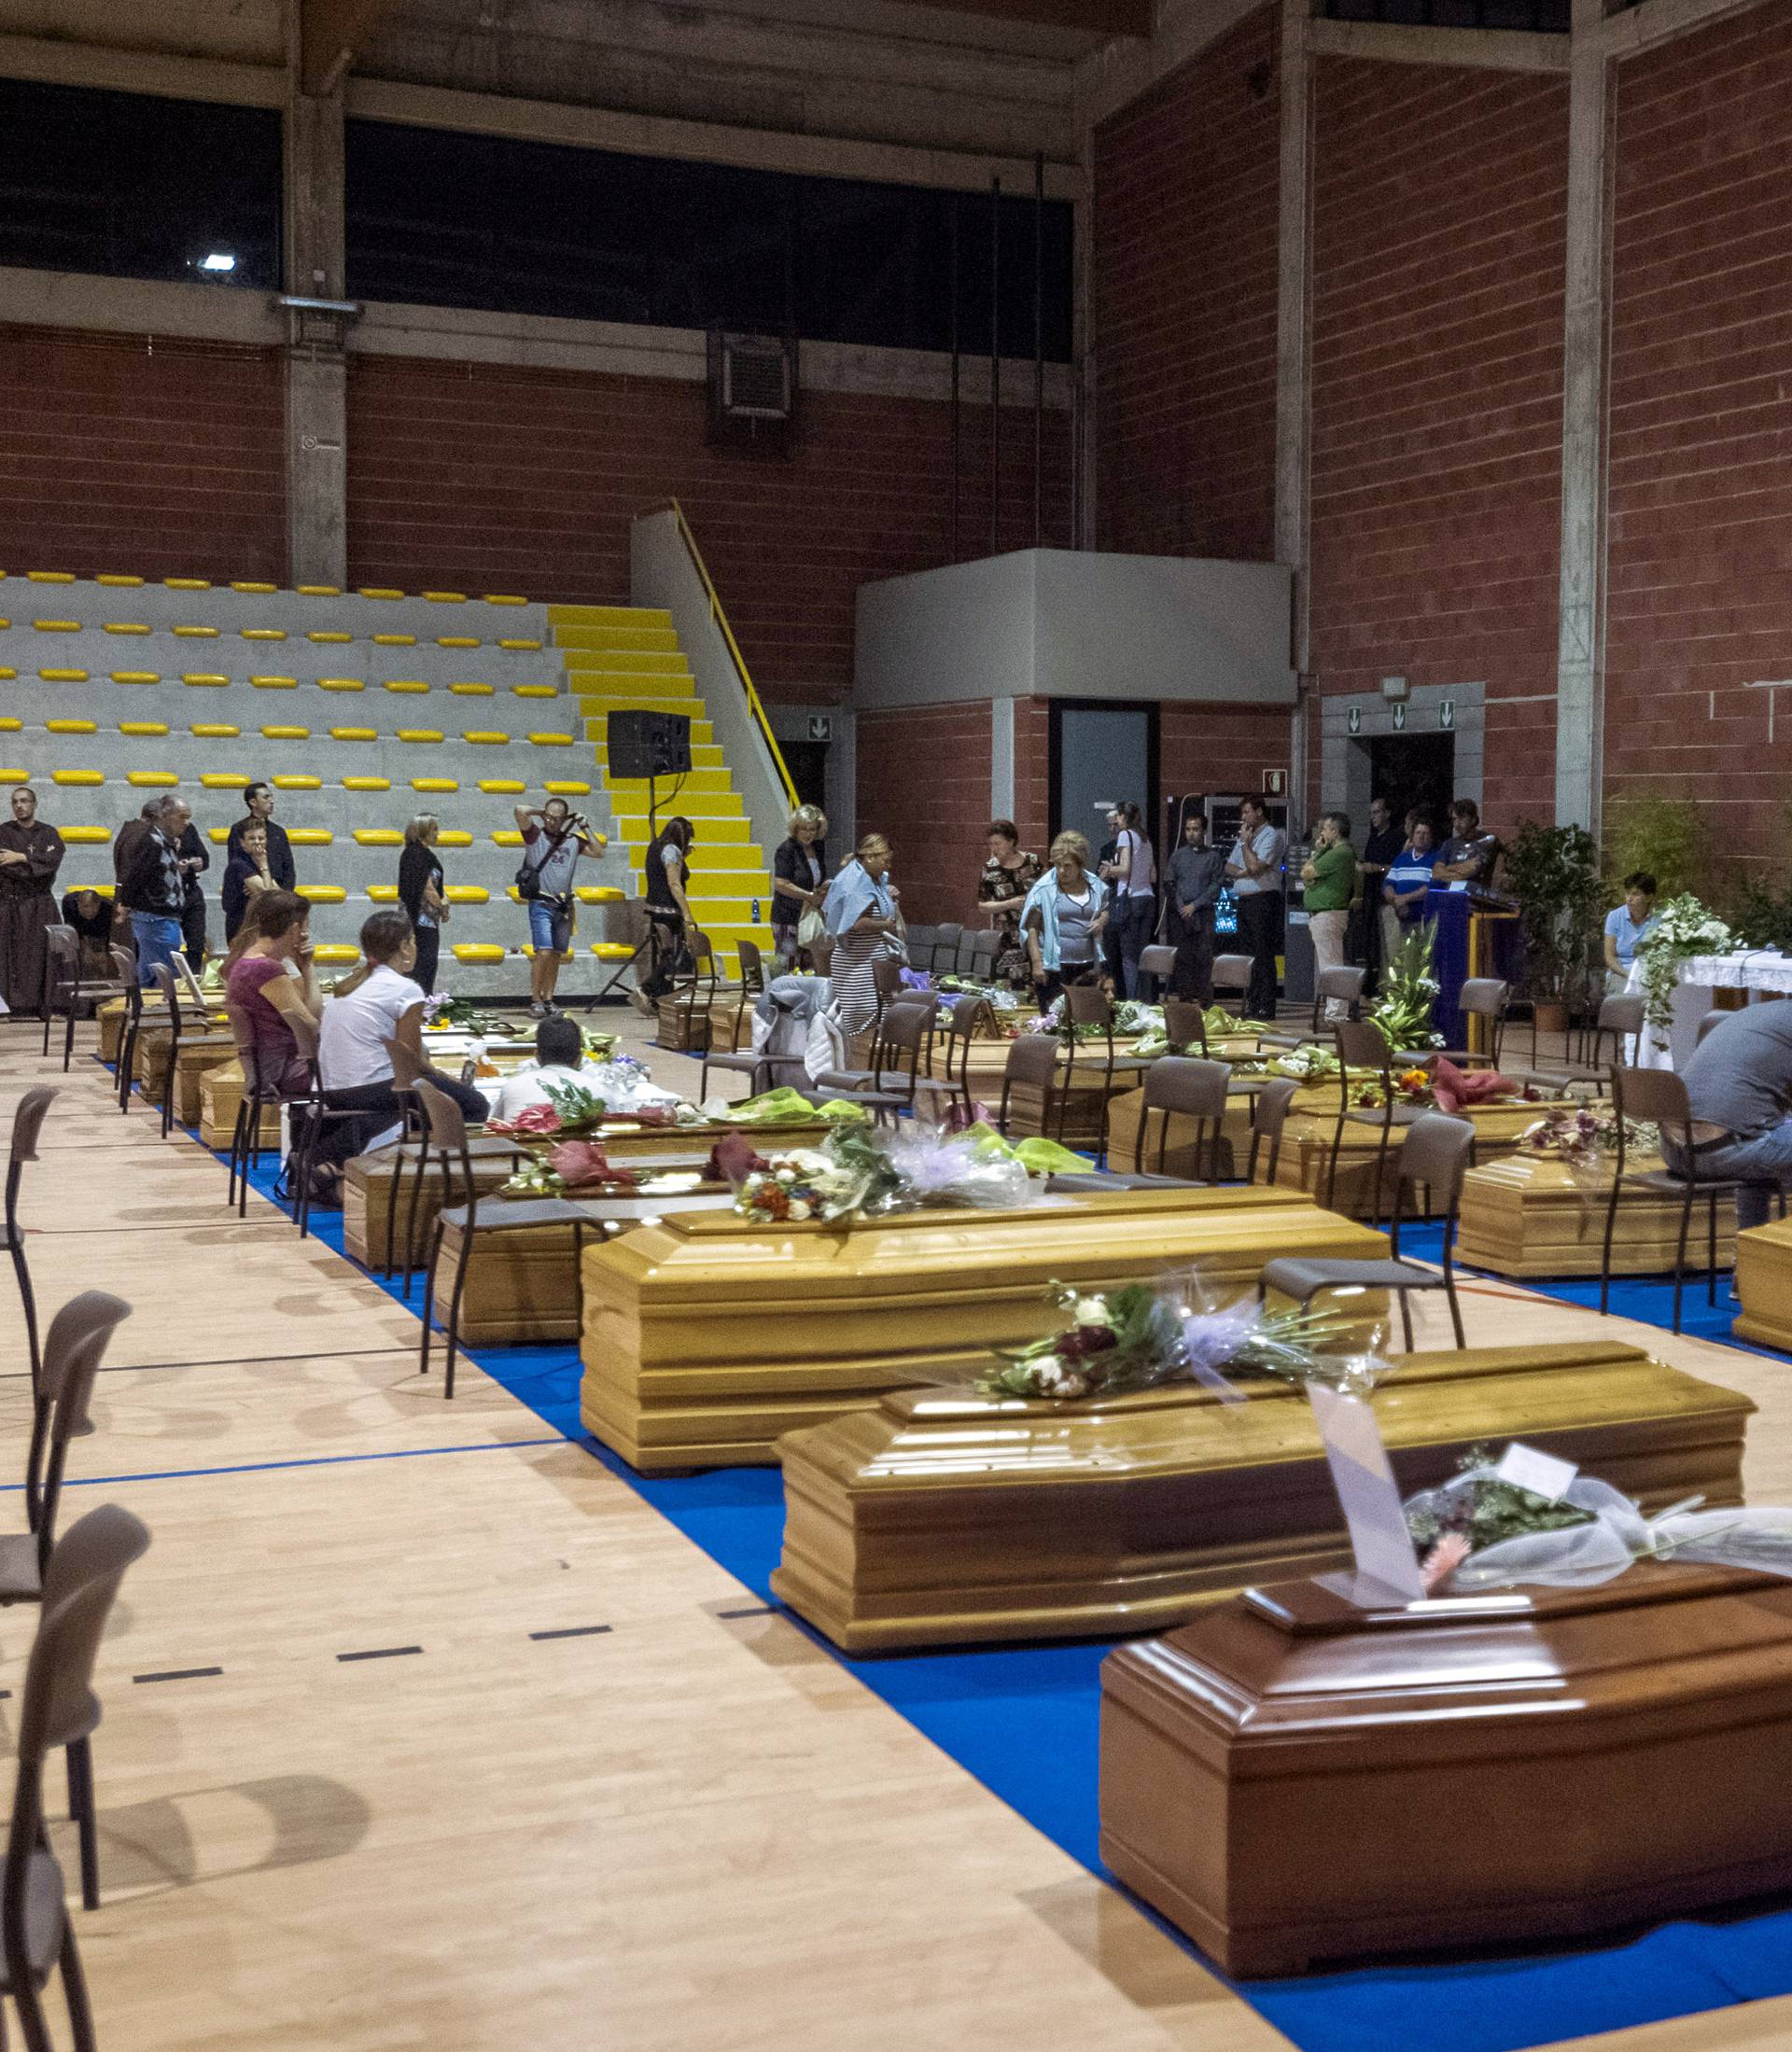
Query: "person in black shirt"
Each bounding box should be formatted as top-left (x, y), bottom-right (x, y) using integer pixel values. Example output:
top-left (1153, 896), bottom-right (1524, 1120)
top-left (637, 816), bottom-right (697, 1004)
top-left (1355, 795), bottom-right (1406, 995)
top-left (398, 815), bottom-right (449, 995)
top-left (60, 886), bottom-right (115, 981)
top-left (1435, 798), bottom-right (1501, 890)
top-left (221, 821), bottom-right (275, 943)
top-left (1164, 811), bottom-right (1227, 1002)
top-left (225, 784), bottom-right (296, 890)
top-left (175, 816), bottom-right (209, 970)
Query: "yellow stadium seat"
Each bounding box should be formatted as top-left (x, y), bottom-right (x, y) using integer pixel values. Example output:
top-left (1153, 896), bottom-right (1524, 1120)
top-left (33, 619), bottom-right (79, 632)
top-left (358, 587), bottom-right (404, 601)
top-left (484, 594), bottom-right (527, 606)
top-left (577, 886), bottom-right (625, 904)
top-left (505, 887), bottom-right (524, 902)
top-left (273, 775), bottom-right (320, 789)
top-left (438, 636), bottom-right (481, 649)
top-left (465, 731), bottom-right (510, 745)
top-left (367, 885), bottom-right (399, 901)
top-left (512, 684), bottom-right (558, 699)
top-left (372, 634), bottom-right (415, 647)
top-left (288, 829), bottom-right (334, 845)
top-left (262, 726), bottom-right (311, 741)
top-left (27, 571), bottom-right (74, 582)
top-left (500, 638), bottom-right (545, 651)
top-left (103, 622), bottom-right (150, 635)
top-left (445, 886), bottom-right (489, 903)
top-left (190, 723), bottom-right (240, 738)
top-left (308, 631), bottom-right (353, 645)
top-left (46, 719), bottom-right (96, 735)
top-left (424, 591), bottom-right (468, 603)
top-left (330, 727), bottom-right (377, 742)
top-left (173, 624), bottom-right (219, 638)
top-left (519, 945), bottom-right (571, 961)
top-left (231, 581), bottom-right (277, 593)
top-left (453, 943), bottom-right (505, 964)
top-left (544, 781), bottom-right (592, 796)
top-left (51, 771), bottom-right (103, 786)
top-left (314, 944), bottom-right (359, 965)
top-left (297, 885), bottom-right (346, 903)
top-left (201, 773), bottom-right (249, 789)
top-left (165, 578), bottom-right (210, 590)
top-left (529, 733), bottom-right (574, 747)
top-left (0, 670), bottom-right (15, 681)
top-left (479, 779), bottom-right (526, 794)
top-left (411, 778), bottom-right (457, 792)
top-left (319, 677), bottom-right (365, 691)
top-left (89, 883), bottom-right (114, 897)
top-left (437, 831), bottom-right (473, 847)
top-left (251, 675), bottom-right (298, 689)
top-left (207, 828), bottom-right (230, 845)
top-left (492, 830), bottom-right (524, 846)
top-left (343, 776), bottom-right (391, 791)
top-left (110, 671), bottom-right (160, 684)
top-left (243, 628), bottom-right (287, 641)
top-left (399, 729), bottom-right (444, 744)
top-left (181, 673), bottom-right (229, 687)
top-left (61, 827), bottom-right (111, 844)
top-left (385, 679), bottom-right (429, 694)
top-left (120, 722), bottom-right (169, 737)
top-left (0, 719), bottom-right (17, 733)
top-left (0, 771), bottom-right (26, 785)
top-left (97, 575), bottom-right (143, 587)
top-left (296, 585), bottom-right (341, 596)
top-left (449, 682), bottom-right (494, 697)
top-left (356, 831), bottom-right (403, 846)
top-left (38, 669), bottom-right (88, 682)
top-left (590, 942), bottom-right (636, 960)
top-left (128, 771), bottom-right (178, 787)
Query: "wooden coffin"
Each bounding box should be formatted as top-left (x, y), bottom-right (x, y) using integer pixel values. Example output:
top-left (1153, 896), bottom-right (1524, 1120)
top-left (175, 1039), bottom-right (244, 1125)
top-left (1100, 1559), bottom-right (1792, 1977)
top-left (656, 988), bottom-right (746, 1053)
top-left (772, 1340), bottom-right (1751, 1653)
top-left (579, 1185), bottom-right (1393, 1473)
top-left (197, 1060), bottom-right (280, 1148)
top-left (1729, 1214), bottom-right (1792, 1352)
top-left (1458, 1152), bottom-right (1737, 1278)
top-left (935, 1038), bottom-right (1159, 1148)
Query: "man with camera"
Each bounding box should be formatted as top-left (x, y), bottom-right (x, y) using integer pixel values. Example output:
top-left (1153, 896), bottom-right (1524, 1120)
top-left (514, 797), bottom-right (601, 1016)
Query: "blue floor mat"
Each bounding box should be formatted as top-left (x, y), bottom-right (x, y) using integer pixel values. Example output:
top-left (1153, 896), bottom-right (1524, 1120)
top-left (215, 1106), bottom-right (1792, 2052)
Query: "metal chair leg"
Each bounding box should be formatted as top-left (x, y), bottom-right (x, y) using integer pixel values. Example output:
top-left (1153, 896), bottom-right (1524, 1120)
top-left (59, 1920), bottom-right (96, 2052)
top-left (1708, 1190), bottom-right (1719, 1308)
top-left (67, 1738), bottom-right (98, 1912)
top-left (419, 1220), bottom-right (446, 1378)
top-left (1673, 1184), bottom-right (1695, 1335)
top-left (400, 1148), bottom-right (427, 1297)
top-left (442, 1232), bottom-right (474, 1402)
top-left (1397, 1287), bottom-right (1415, 1353)
top-left (9, 1241), bottom-right (40, 1398)
top-left (1599, 1178), bottom-right (1622, 1317)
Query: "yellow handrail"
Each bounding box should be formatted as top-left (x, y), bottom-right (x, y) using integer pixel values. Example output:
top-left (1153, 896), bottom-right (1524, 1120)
top-left (643, 498), bottom-right (800, 814)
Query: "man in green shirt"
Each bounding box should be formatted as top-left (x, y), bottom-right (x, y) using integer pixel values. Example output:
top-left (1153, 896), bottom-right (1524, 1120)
top-left (1299, 812), bottom-right (1358, 1022)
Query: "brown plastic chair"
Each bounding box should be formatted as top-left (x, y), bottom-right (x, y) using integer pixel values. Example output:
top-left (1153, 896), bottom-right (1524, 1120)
top-left (0, 1291), bottom-right (133, 1917)
top-left (1264, 966), bottom-right (1365, 1047)
top-left (1129, 1055), bottom-right (1232, 1182)
top-left (933, 993), bottom-right (994, 1120)
top-left (40, 931), bottom-right (133, 1072)
top-left (814, 995), bottom-right (930, 1124)
top-left (1601, 1065), bottom-right (1767, 1334)
top-left (1261, 1111), bottom-right (1475, 1350)
top-left (1164, 999), bottom-right (1209, 1054)
top-left (1325, 1017), bottom-right (1427, 1221)
top-left (996, 1034), bottom-right (1062, 1140)
top-left (1061, 982), bottom-right (1156, 1152)
top-left (4, 1087), bottom-right (59, 1396)
top-left (284, 1011), bottom-right (371, 1242)
top-left (1522, 993), bottom-right (1645, 1095)
top-left (1245, 1075), bottom-right (1300, 1186)
top-left (148, 964), bottom-right (233, 1139)
top-left (415, 1081), bottom-right (590, 1399)
top-left (1137, 943), bottom-right (1177, 998)
top-left (699, 938), bottom-right (772, 1099)
top-left (222, 1000), bottom-right (304, 1218)
top-left (1211, 953), bottom-right (1255, 1018)
top-left (1431, 977), bottom-right (1509, 1068)
top-left (4, 1501), bottom-right (151, 2044)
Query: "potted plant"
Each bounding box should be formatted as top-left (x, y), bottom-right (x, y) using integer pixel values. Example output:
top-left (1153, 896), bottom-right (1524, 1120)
top-left (1503, 820), bottom-right (1603, 1037)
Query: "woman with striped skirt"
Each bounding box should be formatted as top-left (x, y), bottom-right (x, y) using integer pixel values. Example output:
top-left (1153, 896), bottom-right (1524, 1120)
top-left (822, 831), bottom-right (903, 1047)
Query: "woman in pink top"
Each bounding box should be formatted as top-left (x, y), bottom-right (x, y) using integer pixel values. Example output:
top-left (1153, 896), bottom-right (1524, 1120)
top-left (224, 891), bottom-right (320, 1097)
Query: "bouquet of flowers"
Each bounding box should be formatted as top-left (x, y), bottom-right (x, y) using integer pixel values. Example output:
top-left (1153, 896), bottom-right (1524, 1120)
top-left (729, 1120), bottom-right (1065, 1224)
top-left (1372, 925), bottom-right (1444, 1051)
top-left (1427, 1055), bottom-right (1543, 1115)
top-left (1113, 999), bottom-right (1164, 1039)
top-left (1267, 1043), bottom-right (1339, 1083)
top-left (975, 1278), bottom-right (1367, 1402)
top-left (1353, 1066), bottom-right (1434, 1110)
top-left (1519, 1102), bottom-right (1659, 1180)
top-left (485, 1077), bottom-right (608, 1145)
top-left (1634, 894), bottom-right (1735, 1034)
top-left (421, 993), bottom-right (504, 1035)
top-left (735, 1146), bottom-right (881, 1223)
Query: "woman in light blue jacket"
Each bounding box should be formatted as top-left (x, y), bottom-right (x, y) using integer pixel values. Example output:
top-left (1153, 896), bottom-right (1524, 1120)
top-left (1020, 831), bottom-right (1109, 1008)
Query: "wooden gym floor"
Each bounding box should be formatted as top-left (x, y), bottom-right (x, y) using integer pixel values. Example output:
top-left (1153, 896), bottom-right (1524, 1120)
top-left (2, 1014), bottom-right (1790, 2051)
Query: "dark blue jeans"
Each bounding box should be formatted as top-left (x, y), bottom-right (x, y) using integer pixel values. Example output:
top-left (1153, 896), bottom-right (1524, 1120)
top-left (1113, 894), bottom-right (1155, 999)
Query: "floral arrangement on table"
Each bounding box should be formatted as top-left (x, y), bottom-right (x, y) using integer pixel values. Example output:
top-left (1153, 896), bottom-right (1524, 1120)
top-left (1371, 925), bottom-right (1444, 1052)
top-left (1633, 894), bottom-right (1735, 1034)
top-left (1518, 1102), bottom-right (1660, 1180)
top-left (420, 993), bottom-right (505, 1036)
top-left (726, 1120), bottom-right (1087, 1225)
top-left (974, 1278), bottom-right (1369, 1403)
top-left (1407, 1445), bottom-right (1792, 1594)
top-left (935, 975), bottom-right (1021, 1013)
top-left (1266, 1043), bottom-right (1340, 1083)
top-left (1351, 1066), bottom-right (1435, 1110)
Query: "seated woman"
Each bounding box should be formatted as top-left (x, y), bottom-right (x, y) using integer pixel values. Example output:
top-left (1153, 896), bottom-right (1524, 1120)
top-left (1020, 831), bottom-right (1108, 1008)
top-left (977, 820), bottom-right (1043, 988)
top-left (822, 832), bottom-right (903, 1047)
top-left (1603, 871), bottom-right (1659, 995)
top-left (317, 908), bottom-right (490, 1177)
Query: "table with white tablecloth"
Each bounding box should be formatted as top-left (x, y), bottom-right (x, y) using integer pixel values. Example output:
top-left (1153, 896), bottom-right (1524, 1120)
top-left (1625, 950), bottom-right (1792, 1068)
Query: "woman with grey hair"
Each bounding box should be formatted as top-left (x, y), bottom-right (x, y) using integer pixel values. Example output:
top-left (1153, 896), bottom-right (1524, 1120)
top-left (398, 814), bottom-right (448, 994)
top-left (772, 803), bottom-right (828, 966)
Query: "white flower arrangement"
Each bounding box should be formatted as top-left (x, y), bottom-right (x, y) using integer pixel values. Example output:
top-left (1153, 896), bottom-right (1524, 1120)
top-left (1634, 894), bottom-right (1734, 1032)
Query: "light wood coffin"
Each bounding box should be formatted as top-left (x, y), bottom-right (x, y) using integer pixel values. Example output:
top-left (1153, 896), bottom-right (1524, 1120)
top-left (1729, 1214), bottom-right (1792, 1352)
top-left (1457, 1152), bottom-right (1737, 1278)
top-left (1100, 1559), bottom-right (1792, 1977)
top-left (771, 1340), bottom-right (1752, 1652)
top-left (197, 1060), bottom-right (280, 1147)
top-left (579, 1185), bottom-right (1392, 1473)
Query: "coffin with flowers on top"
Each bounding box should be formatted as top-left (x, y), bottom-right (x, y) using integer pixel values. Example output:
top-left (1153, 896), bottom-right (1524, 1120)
top-left (578, 1183), bottom-right (1392, 1473)
top-left (768, 1338), bottom-right (1750, 1652)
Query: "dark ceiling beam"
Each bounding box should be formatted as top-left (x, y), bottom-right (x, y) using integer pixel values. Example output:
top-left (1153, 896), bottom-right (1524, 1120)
top-left (300, 0), bottom-right (404, 96)
top-left (896, 0), bottom-right (1152, 36)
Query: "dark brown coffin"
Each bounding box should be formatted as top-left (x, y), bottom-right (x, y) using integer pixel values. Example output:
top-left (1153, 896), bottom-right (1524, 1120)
top-left (1100, 1561), bottom-right (1792, 1977)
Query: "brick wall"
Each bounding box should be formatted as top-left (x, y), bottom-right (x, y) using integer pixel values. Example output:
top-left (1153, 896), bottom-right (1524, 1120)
top-left (1161, 699), bottom-right (1292, 813)
top-left (1307, 58), bottom-right (1569, 839)
top-left (347, 355), bottom-right (1071, 705)
top-left (1093, 3), bottom-right (1280, 562)
top-left (1605, 0), bottom-right (1792, 872)
top-left (856, 700), bottom-right (994, 925)
top-left (0, 327), bottom-right (286, 583)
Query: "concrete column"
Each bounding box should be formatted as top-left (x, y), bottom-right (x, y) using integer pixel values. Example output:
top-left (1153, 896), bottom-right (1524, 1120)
top-left (284, 78), bottom-right (349, 587)
top-left (1275, 0), bottom-right (1315, 820)
top-left (1553, 0), bottom-right (1611, 830)
top-left (990, 693), bottom-right (1016, 818)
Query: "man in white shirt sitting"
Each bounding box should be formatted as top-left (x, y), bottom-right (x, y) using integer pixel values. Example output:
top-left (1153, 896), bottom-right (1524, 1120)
top-left (488, 1015), bottom-right (685, 1123)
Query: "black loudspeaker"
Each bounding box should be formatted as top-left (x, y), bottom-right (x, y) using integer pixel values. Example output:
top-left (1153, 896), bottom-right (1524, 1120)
top-left (607, 709), bottom-right (692, 780)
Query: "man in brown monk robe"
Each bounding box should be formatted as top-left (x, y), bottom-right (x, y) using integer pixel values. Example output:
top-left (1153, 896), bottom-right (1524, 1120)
top-left (0, 787), bottom-right (65, 1014)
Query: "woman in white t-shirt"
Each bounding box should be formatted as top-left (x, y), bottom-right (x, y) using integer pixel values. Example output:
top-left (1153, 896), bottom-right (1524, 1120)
top-left (314, 909), bottom-right (490, 1195)
top-left (1099, 802), bottom-right (1158, 1000)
